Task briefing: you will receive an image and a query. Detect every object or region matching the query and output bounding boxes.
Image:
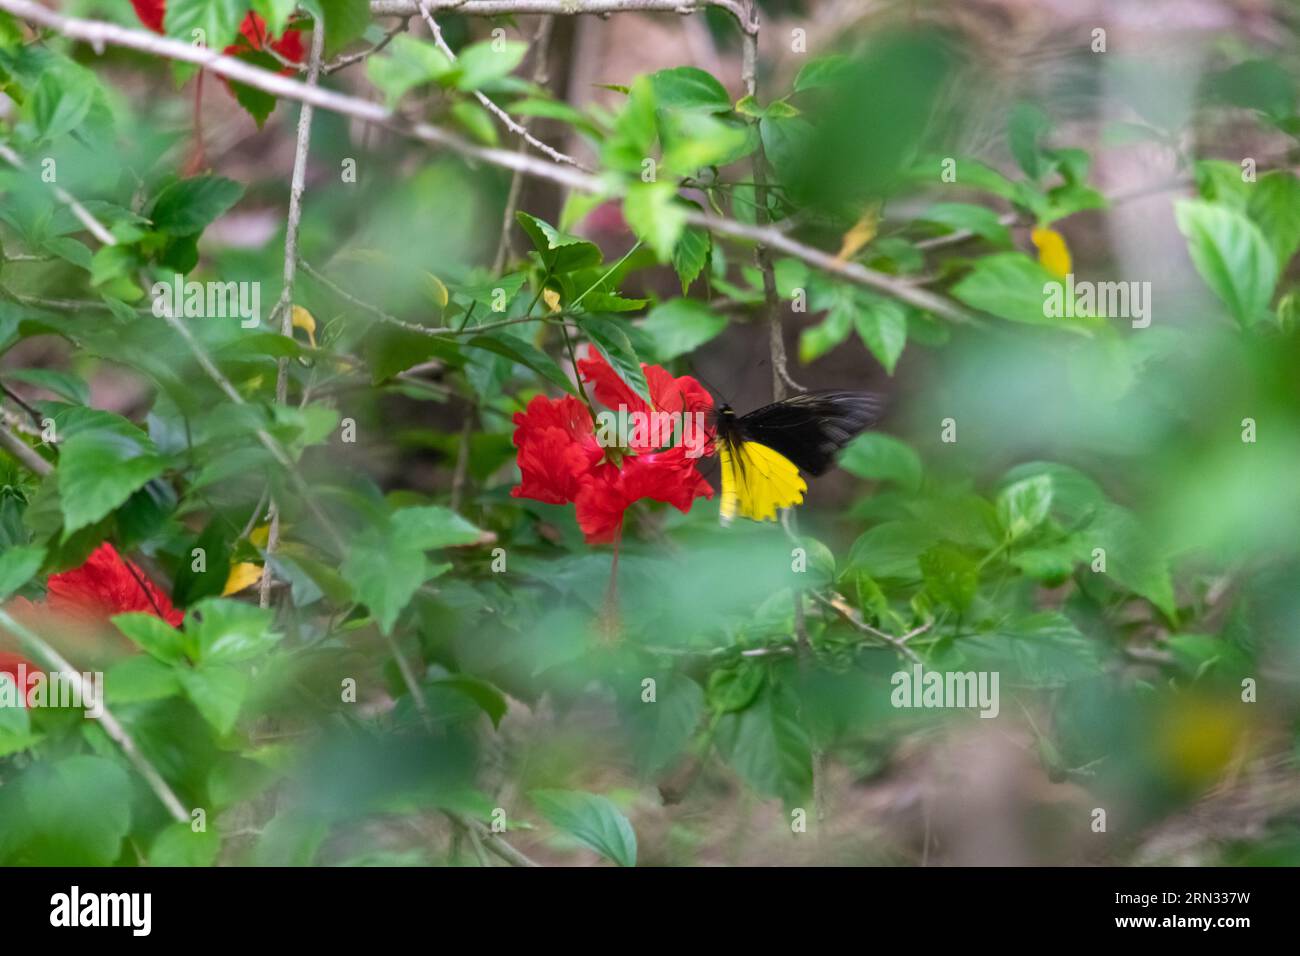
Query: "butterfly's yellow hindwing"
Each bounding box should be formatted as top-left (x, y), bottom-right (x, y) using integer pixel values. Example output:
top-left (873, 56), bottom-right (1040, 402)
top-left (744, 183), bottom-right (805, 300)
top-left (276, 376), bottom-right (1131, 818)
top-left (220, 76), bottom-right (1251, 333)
top-left (718, 440), bottom-right (807, 523)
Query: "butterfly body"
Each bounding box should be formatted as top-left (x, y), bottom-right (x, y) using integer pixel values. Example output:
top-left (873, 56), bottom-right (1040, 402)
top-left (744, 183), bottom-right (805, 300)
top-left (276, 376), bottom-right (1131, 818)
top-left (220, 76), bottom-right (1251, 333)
top-left (712, 391), bottom-right (882, 524)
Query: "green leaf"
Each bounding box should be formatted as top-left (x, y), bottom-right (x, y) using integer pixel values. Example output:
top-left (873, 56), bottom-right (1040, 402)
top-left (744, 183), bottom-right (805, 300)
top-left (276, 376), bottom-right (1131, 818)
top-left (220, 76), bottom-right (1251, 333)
top-left (714, 681), bottom-right (812, 805)
top-left (1206, 59), bottom-right (1295, 121)
top-left (112, 612), bottom-right (185, 664)
top-left (918, 202), bottom-right (1013, 246)
top-left (793, 54), bottom-right (852, 92)
top-left (103, 655), bottom-right (182, 705)
top-left (391, 505), bottom-right (483, 550)
top-left (649, 66), bottom-right (731, 113)
top-left (530, 789), bottom-right (637, 867)
top-left (0, 756), bottom-right (131, 865)
top-left (604, 75), bottom-right (658, 172)
top-left (0, 699), bottom-right (38, 759)
top-left (670, 226), bottom-right (710, 293)
top-left (799, 297), bottom-right (853, 363)
top-left (0, 543), bottom-right (44, 600)
top-left (429, 675), bottom-right (507, 728)
top-left (305, 0), bottom-right (371, 57)
top-left (514, 211), bottom-right (602, 274)
top-left (578, 315), bottom-right (651, 405)
top-left (365, 35), bottom-right (451, 107)
top-left (660, 111), bottom-right (754, 177)
top-left (623, 181), bottom-right (686, 262)
top-left (57, 417), bottom-right (167, 536)
top-left (1091, 505), bottom-right (1176, 621)
top-left (952, 253), bottom-right (1085, 329)
top-left (189, 597), bottom-right (281, 664)
top-left (996, 473), bottom-right (1054, 540)
top-left (706, 661), bottom-right (765, 714)
top-left (638, 299), bottom-right (725, 362)
top-left (919, 542), bottom-right (978, 611)
top-left (149, 176), bottom-right (244, 237)
top-left (1246, 171), bottom-right (1300, 267)
top-left (465, 330), bottom-right (576, 394)
top-left (854, 298), bottom-right (908, 374)
top-left (838, 433), bottom-right (922, 491)
top-left (171, 522), bottom-right (232, 608)
top-left (623, 676), bottom-right (704, 775)
top-left (1000, 461), bottom-right (1104, 526)
top-left (450, 99), bottom-right (498, 145)
top-left (847, 521), bottom-right (940, 580)
top-left (1008, 102), bottom-right (1052, 180)
top-left (951, 612), bottom-right (1099, 687)
top-left (251, 0), bottom-right (297, 36)
top-left (449, 40), bottom-right (527, 92)
top-left (149, 823), bottom-right (221, 867)
top-left (1174, 199), bottom-right (1278, 326)
top-left (27, 70), bottom-right (94, 141)
top-left (1194, 159), bottom-right (1254, 211)
top-left (254, 811), bottom-right (328, 866)
top-left (179, 664), bottom-right (248, 736)
top-left (228, 50), bottom-right (280, 127)
top-left (342, 533), bottom-right (438, 634)
top-left (164, 0), bottom-right (246, 50)
top-left (508, 97), bottom-right (601, 138)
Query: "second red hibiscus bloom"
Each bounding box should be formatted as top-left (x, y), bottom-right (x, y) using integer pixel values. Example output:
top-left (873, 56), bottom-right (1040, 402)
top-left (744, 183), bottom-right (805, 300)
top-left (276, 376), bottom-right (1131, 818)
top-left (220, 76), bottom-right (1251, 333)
top-left (511, 349), bottom-right (715, 543)
top-left (129, 1), bottom-right (305, 67)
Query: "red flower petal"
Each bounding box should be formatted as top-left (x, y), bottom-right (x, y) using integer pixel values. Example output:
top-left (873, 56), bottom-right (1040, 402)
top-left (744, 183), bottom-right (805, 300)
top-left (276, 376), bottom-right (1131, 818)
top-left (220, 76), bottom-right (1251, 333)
top-left (578, 348), bottom-right (650, 419)
top-left (232, 13), bottom-right (304, 65)
top-left (574, 465), bottom-right (626, 544)
top-left (573, 448), bottom-right (713, 544)
top-left (510, 394), bottom-right (603, 505)
top-left (130, 0), bottom-right (166, 33)
top-left (45, 543), bottom-right (184, 627)
top-left (577, 347), bottom-right (714, 453)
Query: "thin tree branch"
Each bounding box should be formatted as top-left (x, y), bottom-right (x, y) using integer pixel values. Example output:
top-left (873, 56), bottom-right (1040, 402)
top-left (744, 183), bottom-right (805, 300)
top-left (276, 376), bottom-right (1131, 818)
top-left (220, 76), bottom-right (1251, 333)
top-left (0, 142), bottom-right (116, 246)
top-left (371, 0), bottom-right (752, 30)
top-left (739, 0), bottom-right (800, 400)
top-left (0, 423), bottom-right (51, 476)
top-left (810, 590), bottom-right (928, 664)
top-left (493, 15), bottom-right (556, 274)
top-left (0, 608), bottom-right (190, 824)
top-left (297, 257), bottom-right (553, 335)
top-left (415, 1), bottom-right (586, 170)
top-left (1, 0), bottom-right (976, 324)
top-left (324, 17), bottom-right (410, 74)
top-left (261, 21), bottom-right (327, 610)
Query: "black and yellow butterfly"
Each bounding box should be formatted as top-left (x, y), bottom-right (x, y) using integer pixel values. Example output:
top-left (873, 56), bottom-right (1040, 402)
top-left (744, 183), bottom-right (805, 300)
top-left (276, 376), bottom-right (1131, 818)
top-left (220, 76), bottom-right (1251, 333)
top-left (712, 391), bottom-right (882, 523)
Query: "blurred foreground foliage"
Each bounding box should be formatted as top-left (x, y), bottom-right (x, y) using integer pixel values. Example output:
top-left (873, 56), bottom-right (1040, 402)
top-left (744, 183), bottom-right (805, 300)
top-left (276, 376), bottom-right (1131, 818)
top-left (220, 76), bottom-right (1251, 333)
top-left (0, 2), bottom-right (1298, 865)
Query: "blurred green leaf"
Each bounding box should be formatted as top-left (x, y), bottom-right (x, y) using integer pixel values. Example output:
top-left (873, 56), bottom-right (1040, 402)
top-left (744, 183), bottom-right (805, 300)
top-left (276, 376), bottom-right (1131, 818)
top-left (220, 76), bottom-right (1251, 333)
top-left (1175, 199), bottom-right (1278, 326)
top-left (639, 299), bottom-right (725, 362)
top-left (530, 789), bottom-right (637, 866)
top-left (839, 433), bottom-right (922, 491)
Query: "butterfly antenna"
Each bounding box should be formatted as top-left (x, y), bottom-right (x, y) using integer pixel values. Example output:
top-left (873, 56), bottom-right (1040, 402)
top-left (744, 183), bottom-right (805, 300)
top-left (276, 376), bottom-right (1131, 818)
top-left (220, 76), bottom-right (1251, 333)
top-left (688, 364), bottom-right (731, 407)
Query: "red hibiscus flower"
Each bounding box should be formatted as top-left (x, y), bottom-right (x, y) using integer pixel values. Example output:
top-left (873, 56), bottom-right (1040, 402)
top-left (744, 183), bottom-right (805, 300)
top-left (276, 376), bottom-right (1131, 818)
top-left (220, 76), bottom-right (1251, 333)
top-left (7, 542), bottom-right (183, 631)
top-left (511, 349), bottom-right (715, 544)
top-left (41, 542), bottom-right (185, 628)
top-left (2, 543), bottom-right (181, 697)
top-left (129, 1), bottom-right (304, 69)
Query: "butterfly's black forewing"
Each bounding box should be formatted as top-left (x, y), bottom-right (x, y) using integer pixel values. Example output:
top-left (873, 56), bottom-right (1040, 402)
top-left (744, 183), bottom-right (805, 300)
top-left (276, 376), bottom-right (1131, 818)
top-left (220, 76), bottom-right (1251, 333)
top-left (734, 391), bottom-right (882, 476)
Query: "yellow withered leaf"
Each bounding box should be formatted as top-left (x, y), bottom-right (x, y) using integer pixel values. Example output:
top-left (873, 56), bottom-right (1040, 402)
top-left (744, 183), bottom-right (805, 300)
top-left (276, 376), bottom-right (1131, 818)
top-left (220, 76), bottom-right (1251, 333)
top-left (222, 562), bottom-right (263, 596)
top-left (249, 524), bottom-right (271, 548)
top-left (542, 288), bottom-right (562, 314)
top-left (1031, 226), bottom-right (1072, 279)
top-left (835, 202), bottom-right (881, 264)
top-left (291, 305), bottom-right (317, 348)
top-left (425, 272), bottom-right (450, 309)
